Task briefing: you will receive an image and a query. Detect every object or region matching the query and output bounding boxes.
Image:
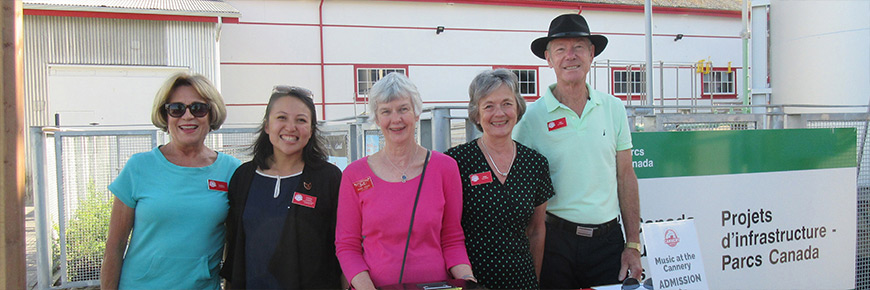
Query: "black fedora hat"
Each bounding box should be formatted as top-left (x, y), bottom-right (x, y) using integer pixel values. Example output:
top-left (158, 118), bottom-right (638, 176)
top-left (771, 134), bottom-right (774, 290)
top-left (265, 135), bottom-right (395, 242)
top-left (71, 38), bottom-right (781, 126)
top-left (531, 14), bottom-right (608, 59)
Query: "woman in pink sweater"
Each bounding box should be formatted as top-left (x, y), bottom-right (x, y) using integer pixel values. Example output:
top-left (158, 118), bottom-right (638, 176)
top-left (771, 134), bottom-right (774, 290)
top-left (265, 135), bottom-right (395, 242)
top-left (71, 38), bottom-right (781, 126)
top-left (335, 73), bottom-right (475, 289)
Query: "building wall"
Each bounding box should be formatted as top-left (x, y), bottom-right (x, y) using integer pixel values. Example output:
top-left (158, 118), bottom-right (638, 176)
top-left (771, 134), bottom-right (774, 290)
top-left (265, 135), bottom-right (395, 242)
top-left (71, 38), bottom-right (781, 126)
top-left (769, 0), bottom-right (870, 113)
top-left (219, 0), bottom-right (745, 123)
top-left (24, 15), bottom-right (219, 127)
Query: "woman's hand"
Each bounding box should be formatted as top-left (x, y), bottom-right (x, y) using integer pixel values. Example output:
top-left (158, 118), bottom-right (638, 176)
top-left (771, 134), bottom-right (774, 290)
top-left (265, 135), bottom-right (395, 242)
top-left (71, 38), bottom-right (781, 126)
top-left (527, 202), bottom-right (548, 280)
top-left (449, 264), bottom-right (476, 282)
top-left (350, 271), bottom-right (377, 290)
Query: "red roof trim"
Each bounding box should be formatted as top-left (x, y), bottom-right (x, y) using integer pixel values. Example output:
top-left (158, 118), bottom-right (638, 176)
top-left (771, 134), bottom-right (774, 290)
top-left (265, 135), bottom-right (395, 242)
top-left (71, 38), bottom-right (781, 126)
top-left (380, 0), bottom-right (739, 18)
top-left (24, 9), bottom-right (240, 23)
top-left (380, 0), bottom-right (582, 10)
top-left (579, 3), bottom-right (740, 18)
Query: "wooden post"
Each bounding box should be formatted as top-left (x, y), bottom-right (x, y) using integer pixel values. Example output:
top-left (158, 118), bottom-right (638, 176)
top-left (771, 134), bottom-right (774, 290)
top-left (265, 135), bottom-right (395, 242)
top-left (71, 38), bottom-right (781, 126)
top-left (0, 0), bottom-right (25, 289)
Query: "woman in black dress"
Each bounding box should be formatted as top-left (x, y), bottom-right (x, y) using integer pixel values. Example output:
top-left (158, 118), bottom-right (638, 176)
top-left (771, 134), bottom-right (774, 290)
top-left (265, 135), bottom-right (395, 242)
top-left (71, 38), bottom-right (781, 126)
top-left (220, 86), bottom-right (343, 289)
top-left (445, 69), bottom-right (555, 289)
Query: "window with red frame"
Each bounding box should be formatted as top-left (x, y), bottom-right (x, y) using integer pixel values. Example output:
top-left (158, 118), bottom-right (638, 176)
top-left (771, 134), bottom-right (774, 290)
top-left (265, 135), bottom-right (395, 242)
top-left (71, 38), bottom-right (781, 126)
top-left (495, 66), bottom-right (539, 100)
top-left (701, 69), bottom-right (737, 98)
top-left (612, 68), bottom-right (645, 99)
top-left (355, 66), bottom-right (407, 101)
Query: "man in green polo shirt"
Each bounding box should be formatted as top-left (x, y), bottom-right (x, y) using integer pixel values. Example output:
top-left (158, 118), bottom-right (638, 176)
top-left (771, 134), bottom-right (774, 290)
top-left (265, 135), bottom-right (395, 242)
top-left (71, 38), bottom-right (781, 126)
top-left (513, 13), bottom-right (642, 288)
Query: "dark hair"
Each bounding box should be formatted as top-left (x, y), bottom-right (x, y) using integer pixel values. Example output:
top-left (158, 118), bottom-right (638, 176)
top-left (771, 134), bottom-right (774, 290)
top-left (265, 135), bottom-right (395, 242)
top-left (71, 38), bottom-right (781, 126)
top-left (251, 86), bottom-right (327, 170)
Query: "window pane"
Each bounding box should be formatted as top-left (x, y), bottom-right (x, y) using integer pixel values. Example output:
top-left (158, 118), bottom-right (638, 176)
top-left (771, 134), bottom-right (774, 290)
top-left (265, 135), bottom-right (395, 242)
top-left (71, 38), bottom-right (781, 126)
top-left (507, 69), bottom-right (537, 95)
top-left (616, 83), bottom-right (626, 94)
top-left (357, 68), bottom-right (406, 98)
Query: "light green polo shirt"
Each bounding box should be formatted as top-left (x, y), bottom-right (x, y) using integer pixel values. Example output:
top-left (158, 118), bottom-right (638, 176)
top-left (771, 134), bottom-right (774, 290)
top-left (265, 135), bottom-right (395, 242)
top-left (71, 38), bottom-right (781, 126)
top-left (513, 83), bottom-right (632, 224)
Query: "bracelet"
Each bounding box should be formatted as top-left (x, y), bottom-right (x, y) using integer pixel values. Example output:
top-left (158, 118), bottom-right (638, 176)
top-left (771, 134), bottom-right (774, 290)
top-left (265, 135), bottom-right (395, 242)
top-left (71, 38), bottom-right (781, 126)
top-left (625, 242), bottom-right (642, 252)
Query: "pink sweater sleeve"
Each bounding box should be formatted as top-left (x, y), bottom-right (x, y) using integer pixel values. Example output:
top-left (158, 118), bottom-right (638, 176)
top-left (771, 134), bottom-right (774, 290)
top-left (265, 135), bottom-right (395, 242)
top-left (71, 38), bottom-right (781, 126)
top-left (335, 168), bottom-right (369, 281)
top-left (436, 154), bottom-right (471, 270)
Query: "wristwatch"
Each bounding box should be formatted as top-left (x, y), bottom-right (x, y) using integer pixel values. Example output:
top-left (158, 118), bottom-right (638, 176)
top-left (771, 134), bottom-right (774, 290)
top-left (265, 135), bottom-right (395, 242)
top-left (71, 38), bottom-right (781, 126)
top-left (625, 242), bottom-right (642, 252)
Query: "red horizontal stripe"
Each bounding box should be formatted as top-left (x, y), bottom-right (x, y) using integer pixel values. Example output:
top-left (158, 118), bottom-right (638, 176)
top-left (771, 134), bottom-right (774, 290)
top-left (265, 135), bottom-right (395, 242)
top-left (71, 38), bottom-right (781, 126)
top-left (227, 100), bottom-right (469, 107)
top-left (221, 62), bottom-right (545, 67)
top-left (222, 63), bottom-right (737, 69)
top-left (231, 21), bottom-right (738, 39)
top-left (228, 97), bottom-right (738, 107)
top-left (237, 21), bottom-right (320, 27)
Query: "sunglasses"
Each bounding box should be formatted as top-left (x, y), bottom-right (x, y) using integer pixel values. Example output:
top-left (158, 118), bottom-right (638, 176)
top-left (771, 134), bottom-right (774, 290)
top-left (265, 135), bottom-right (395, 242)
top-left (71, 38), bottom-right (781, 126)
top-left (164, 102), bottom-right (210, 118)
top-left (273, 85), bottom-right (313, 97)
top-left (621, 277), bottom-right (653, 290)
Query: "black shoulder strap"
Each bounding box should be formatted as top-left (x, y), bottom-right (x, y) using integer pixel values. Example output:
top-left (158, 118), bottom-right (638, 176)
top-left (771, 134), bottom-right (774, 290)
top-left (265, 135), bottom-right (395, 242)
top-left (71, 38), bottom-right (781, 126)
top-left (398, 150), bottom-right (431, 284)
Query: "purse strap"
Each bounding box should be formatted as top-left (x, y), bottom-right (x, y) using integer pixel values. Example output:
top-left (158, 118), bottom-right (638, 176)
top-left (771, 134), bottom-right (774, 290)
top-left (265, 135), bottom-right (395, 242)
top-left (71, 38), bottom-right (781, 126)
top-left (398, 149), bottom-right (431, 284)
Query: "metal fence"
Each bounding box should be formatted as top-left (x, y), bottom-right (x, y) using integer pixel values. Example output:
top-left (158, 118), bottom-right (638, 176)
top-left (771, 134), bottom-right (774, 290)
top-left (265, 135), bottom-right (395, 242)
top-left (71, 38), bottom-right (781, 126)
top-left (30, 105), bottom-right (870, 289)
top-left (30, 125), bottom-right (344, 289)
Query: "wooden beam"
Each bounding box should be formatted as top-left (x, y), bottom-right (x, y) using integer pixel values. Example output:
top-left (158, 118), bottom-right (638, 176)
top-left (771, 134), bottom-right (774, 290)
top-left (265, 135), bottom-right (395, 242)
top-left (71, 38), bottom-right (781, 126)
top-left (0, 0), bottom-right (25, 289)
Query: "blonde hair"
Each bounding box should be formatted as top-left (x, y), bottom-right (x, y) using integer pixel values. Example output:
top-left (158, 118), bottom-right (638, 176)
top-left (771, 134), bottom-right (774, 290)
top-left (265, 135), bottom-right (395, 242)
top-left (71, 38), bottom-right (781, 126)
top-left (150, 73), bottom-right (227, 131)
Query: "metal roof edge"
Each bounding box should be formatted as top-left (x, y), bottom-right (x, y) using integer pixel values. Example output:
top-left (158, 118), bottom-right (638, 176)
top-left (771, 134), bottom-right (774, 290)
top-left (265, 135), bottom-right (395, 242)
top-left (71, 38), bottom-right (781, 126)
top-left (23, 3), bottom-right (240, 18)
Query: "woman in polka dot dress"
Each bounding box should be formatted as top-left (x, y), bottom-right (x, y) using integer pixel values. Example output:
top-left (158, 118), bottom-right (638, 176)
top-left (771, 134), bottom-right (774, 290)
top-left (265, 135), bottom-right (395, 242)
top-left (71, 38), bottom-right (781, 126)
top-left (446, 69), bottom-right (555, 289)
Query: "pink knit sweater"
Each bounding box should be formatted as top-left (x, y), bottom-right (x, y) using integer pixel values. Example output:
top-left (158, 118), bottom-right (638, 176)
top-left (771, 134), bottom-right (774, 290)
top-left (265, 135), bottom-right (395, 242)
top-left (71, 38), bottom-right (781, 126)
top-left (335, 151), bottom-right (470, 288)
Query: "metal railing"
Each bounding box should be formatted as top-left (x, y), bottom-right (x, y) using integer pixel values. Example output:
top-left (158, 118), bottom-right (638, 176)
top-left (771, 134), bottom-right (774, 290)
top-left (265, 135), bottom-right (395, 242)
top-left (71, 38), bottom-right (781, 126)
top-left (30, 105), bottom-right (870, 289)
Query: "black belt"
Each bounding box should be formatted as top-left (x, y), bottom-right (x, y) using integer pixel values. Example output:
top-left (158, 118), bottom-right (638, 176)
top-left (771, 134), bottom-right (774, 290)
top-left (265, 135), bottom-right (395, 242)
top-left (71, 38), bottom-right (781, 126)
top-left (545, 213), bottom-right (619, 237)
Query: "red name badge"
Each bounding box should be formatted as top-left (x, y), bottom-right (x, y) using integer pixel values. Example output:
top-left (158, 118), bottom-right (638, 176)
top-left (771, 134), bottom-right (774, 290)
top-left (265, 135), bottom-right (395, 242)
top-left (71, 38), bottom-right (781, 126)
top-left (470, 171), bottom-right (493, 186)
top-left (548, 117), bottom-right (568, 131)
top-left (353, 177), bottom-right (374, 193)
top-left (208, 180), bottom-right (228, 192)
top-left (292, 192), bottom-right (317, 208)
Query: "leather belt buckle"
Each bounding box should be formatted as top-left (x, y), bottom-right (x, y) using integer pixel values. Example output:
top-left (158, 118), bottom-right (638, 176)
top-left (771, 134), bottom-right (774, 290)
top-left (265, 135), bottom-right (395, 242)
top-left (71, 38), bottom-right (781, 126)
top-left (575, 226), bottom-right (594, 237)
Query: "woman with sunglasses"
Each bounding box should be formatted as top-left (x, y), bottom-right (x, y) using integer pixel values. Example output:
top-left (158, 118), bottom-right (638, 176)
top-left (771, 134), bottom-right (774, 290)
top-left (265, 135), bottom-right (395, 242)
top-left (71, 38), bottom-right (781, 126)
top-left (101, 73), bottom-right (241, 290)
top-left (220, 86), bottom-right (343, 289)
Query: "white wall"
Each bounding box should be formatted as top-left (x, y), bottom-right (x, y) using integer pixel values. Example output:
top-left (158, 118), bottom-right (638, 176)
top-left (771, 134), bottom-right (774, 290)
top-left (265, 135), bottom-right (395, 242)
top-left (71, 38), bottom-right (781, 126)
top-left (47, 65), bottom-right (188, 126)
top-left (770, 0), bottom-right (870, 113)
top-left (220, 0), bottom-right (745, 123)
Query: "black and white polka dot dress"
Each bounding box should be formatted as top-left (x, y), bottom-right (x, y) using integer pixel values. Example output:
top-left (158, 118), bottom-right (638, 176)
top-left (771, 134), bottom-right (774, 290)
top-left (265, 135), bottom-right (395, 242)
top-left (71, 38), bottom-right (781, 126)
top-left (445, 139), bottom-right (555, 290)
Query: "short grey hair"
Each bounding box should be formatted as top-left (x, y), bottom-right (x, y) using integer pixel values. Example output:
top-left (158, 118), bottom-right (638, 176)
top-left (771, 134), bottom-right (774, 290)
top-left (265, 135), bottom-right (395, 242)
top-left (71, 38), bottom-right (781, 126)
top-left (368, 73), bottom-right (423, 123)
top-left (468, 69), bottom-right (527, 132)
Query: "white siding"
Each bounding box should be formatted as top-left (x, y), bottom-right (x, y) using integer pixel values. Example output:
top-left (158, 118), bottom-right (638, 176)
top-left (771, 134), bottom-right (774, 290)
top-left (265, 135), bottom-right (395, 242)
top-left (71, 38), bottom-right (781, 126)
top-left (220, 0), bottom-right (746, 122)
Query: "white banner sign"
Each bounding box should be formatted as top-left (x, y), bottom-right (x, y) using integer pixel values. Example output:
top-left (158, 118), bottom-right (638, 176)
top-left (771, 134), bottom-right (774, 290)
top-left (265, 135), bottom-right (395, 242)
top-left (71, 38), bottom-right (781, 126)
top-left (632, 129), bottom-right (857, 289)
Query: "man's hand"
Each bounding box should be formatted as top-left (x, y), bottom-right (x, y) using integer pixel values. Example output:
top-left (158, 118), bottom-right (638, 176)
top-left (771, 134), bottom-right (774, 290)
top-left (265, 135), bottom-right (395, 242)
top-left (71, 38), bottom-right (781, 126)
top-left (618, 247), bottom-right (643, 281)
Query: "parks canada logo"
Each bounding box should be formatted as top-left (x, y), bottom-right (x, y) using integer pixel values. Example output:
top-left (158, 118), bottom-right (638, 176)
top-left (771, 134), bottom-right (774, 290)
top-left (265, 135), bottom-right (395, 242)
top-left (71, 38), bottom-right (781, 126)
top-left (664, 229), bottom-right (680, 247)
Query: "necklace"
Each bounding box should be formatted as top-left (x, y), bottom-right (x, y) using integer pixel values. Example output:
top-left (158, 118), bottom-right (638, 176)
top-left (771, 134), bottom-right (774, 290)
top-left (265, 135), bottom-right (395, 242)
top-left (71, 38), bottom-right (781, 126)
top-left (385, 145), bottom-right (419, 183)
top-left (480, 138), bottom-right (515, 177)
